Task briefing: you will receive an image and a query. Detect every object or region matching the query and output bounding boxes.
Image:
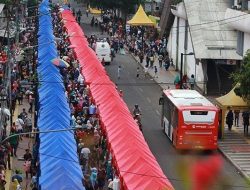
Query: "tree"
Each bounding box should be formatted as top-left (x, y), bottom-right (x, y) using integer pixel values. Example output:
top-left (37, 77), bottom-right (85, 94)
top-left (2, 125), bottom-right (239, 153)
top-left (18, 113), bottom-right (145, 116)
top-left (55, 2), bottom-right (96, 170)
top-left (232, 50), bottom-right (250, 101)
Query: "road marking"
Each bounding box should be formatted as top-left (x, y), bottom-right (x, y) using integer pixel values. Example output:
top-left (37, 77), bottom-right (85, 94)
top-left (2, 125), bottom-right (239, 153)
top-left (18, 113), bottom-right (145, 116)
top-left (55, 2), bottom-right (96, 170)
top-left (147, 97), bottom-right (151, 103)
top-left (139, 88), bottom-right (143, 92)
top-left (156, 110), bottom-right (160, 115)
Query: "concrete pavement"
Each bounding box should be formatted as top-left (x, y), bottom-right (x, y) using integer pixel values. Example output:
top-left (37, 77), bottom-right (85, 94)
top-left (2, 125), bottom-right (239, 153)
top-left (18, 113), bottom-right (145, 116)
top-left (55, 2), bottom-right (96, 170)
top-left (219, 125), bottom-right (250, 180)
top-left (6, 99), bottom-right (34, 190)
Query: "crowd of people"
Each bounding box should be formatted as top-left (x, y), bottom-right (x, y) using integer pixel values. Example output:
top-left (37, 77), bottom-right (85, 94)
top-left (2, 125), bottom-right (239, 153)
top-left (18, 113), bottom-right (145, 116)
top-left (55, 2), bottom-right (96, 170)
top-left (89, 8), bottom-right (197, 90)
top-left (53, 5), bottom-right (121, 190)
top-left (0, 4), bottom-right (39, 190)
top-left (226, 108), bottom-right (250, 135)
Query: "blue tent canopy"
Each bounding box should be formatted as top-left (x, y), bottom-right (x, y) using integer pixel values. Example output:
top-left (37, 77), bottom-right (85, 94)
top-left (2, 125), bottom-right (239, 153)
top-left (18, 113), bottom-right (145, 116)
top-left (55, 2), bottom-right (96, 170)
top-left (37, 1), bottom-right (85, 189)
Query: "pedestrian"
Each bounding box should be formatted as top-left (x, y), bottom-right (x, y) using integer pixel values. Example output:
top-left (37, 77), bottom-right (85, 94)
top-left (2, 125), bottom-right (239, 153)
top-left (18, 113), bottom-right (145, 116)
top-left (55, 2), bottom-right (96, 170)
top-left (108, 179), bottom-right (113, 190)
top-left (136, 67), bottom-right (140, 78)
top-left (9, 128), bottom-right (19, 157)
top-left (11, 170), bottom-right (23, 184)
top-left (234, 110), bottom-right (240, 127)
top-left (97, 165), bottom-right (106, 190)
top-left (23, 149), bottom-right (32, 179)
top-left (149, 53), bottom-right (154, 68)
top-left (164, 56), bottom-right (170, 71)
top-left (17, 91), bottom-right (23, 105)
top-left (189, 74), bottom-right (195, 90)
top-left (91, 16), bottom-right (94, 27)
top-left (86, 8), bottom-right (89, 17)
top-left (146, 54), bottom-right (150, 68)
top-left (226, 107), bottom-right (234, 131)
top-left (19, 108), bottom-right (28, 121)
top-left (117, 65), bottom-right (121, 79)
top-left (80, 146), bottom-right (90, 171)
top-left (28, 93), bottom-right (34, 113)
top-left (242, 111), bottom-right (249, 135)
top-left (158, 54), bottom-right (163, 68)
top-left (144, 66), bottom-right (149, 78)
top-left (139, 52), bottom-right (144, 64)
top-left (174, 74), bottom-right (180, 89)
top-left (16, 116), bottom-right (24, 140)
top-left (154, 66), bottom-right (158, 78)
top-left (77, 9), bottom-right (82, 24)
top-left (90, 167), bottom-right (98, 189)
top-left (30, 171), bottom-right (37, 189)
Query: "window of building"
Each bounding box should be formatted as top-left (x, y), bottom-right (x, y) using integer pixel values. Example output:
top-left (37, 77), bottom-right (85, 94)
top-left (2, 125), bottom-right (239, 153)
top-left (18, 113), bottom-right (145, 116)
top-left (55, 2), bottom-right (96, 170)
top-left (236, 31), bottom-right (244, 56)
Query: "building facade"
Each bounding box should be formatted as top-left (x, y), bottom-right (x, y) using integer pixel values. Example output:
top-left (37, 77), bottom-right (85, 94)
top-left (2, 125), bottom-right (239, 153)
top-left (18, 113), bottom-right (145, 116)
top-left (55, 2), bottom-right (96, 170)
top-left (167, 0), bottom-right (250, 95)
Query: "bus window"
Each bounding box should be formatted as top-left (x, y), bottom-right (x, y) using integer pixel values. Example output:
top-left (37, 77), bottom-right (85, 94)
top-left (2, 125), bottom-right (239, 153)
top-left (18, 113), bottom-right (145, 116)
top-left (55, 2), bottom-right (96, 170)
top-left (182, 110), bottom-right (216, 124)
top-left (171, 107), bottom-right (178, 128)
top-left (163, 96), bottom-right (171, 122)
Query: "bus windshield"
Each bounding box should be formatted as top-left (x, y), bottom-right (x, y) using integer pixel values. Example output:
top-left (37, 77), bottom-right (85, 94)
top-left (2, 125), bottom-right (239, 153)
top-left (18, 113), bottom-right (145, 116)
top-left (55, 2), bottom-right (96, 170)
top-left (182, 110), bottom-right (216, 124)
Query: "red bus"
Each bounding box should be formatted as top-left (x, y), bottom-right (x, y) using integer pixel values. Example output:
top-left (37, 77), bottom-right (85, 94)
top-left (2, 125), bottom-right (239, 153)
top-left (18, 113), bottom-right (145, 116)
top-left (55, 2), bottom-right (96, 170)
top-left (161, 90), bottom-right (219, 150)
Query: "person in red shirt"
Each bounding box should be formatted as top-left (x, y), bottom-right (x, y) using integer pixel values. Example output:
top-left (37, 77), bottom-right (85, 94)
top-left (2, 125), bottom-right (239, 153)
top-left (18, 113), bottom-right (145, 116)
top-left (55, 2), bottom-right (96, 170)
top-left (76, 129), bottom-right (85, 140)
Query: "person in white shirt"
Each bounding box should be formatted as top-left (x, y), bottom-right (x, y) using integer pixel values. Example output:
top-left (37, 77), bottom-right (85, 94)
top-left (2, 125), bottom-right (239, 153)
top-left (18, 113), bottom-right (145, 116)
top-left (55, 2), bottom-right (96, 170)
top-left (16, 116), bottom-right (24, 140)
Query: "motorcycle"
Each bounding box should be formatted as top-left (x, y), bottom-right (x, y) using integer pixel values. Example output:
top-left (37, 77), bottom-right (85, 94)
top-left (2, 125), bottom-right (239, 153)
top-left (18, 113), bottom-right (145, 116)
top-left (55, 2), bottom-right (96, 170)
top-left (134, 114), bottom-right (143, 132)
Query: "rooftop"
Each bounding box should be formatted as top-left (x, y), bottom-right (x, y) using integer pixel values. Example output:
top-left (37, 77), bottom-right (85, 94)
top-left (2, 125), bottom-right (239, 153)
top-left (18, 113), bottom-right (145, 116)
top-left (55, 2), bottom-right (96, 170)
top-left (184, 0), bottom-right (242, 60)
top-left (164, 90), bottom-right (215, 107)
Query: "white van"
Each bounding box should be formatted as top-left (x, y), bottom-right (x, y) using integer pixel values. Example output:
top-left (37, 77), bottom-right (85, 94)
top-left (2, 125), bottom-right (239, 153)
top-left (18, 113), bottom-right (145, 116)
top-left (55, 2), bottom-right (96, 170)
top-left (95, 41), bottom-right (112, 65)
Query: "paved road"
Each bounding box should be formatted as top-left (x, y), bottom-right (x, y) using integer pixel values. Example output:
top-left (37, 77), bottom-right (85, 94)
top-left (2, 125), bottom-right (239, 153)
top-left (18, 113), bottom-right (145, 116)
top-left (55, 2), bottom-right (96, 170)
top-left (67, 1), bottom-right (250, 189)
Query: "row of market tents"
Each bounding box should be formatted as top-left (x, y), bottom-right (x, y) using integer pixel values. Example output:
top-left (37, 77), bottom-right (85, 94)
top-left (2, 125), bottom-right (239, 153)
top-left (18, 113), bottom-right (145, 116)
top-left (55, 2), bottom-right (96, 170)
top-left (36, 1), bottom-right (174, 189)
top-left (61, 7), bottom-right (174, 190)
top-left (37, 1), bottom-right (85, 190)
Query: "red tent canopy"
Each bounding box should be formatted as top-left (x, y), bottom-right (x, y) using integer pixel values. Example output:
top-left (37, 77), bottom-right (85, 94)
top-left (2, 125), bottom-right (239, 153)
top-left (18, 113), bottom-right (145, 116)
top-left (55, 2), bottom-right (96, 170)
top-left (61, 10), bottom-right (174, 190)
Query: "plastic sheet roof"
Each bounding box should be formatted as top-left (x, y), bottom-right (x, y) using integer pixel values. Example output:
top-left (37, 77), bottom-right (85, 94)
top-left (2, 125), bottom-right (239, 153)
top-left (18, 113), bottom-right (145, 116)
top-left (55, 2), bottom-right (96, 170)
top-left (62, 9), bottom-right (174, 190)
top-left (37, 1), bottom-right (84, 190)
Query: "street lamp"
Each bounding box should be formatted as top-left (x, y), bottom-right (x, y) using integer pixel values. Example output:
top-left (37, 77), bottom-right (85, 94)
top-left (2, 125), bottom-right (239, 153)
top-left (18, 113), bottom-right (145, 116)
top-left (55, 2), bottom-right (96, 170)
top-left (180, 52), bottom-right (194, 89)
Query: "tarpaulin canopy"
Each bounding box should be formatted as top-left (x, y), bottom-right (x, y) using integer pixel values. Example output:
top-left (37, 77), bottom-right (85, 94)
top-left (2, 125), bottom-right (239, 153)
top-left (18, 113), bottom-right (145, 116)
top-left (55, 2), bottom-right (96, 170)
top-left (216, 86), bottom-right (249, 109)
top-left (37, 2), bottom-right (85, 190)
top-left (61, 9), bottom-right (174, 190)
top-left (215, 86), bottom-right (249, 138)
top-left (88, 6), bottom-right (102, 14)
top-left (127, 5), bottom-right (155, 26)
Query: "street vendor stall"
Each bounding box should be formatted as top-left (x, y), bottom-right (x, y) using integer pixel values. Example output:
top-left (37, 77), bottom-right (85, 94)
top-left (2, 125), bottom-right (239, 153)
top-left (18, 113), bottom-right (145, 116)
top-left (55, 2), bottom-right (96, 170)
top-left (216, 87), bottom-right (249, 138)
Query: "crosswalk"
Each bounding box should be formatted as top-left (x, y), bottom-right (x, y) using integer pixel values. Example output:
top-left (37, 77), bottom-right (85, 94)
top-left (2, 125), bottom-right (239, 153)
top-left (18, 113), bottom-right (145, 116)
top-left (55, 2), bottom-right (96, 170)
top-left (219, 126), bottom-right (250, 178)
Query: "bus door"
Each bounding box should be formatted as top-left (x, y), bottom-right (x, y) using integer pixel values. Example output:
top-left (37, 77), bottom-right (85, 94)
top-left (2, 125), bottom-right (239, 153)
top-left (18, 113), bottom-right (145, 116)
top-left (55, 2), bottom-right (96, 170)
top-left (163, 100), bottom-right (175, 141)
top-left (164, 117), bottom-right (171, 139)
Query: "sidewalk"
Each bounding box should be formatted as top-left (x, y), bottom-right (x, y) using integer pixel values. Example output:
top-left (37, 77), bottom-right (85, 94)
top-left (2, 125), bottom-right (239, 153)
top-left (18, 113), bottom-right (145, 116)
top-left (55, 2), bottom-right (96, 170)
top-left (6, 99), bottom-right (34, 190)
top-left (219, 125), bottom-right (250, 180)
